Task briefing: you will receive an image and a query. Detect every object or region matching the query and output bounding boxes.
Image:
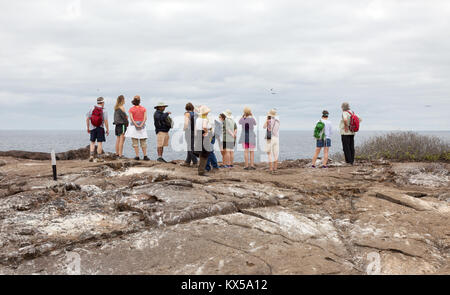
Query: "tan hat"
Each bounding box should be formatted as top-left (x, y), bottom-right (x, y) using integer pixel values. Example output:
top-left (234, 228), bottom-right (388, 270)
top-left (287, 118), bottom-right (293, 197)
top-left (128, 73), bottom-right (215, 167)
top-left (267, 109), bottom-right (277, 117)
top-left (198, 105), bottom-right (211, 115)
top-left (224, 109), bottom-right (233, 118)
top-left (97, 97), bottom-right (105, 104)
top-left (154, 102), bottom-right (168, 109)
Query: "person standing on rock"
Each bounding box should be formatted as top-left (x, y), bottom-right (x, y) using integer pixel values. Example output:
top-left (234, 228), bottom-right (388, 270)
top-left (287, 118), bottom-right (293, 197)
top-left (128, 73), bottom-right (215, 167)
top-left (221, 110), bottom-right (237, 168)
top-left (312, 110), bottom-right (332, 168)
top-left (86, 97), bottom-right (109, 162)
top-left (113, 95), bottom-right (128, 159)
top-left (239, 107), bottom-right (257, 170)
top-left (181, 102), bottom-right (198, 167)
top-left (154, 102), bottom-right (172, 163)
top-left (264, 109), bottom-right (280, 174)
top-left (125, 96), bottom-right (149, 161)
top-left (195, 106), bottom-right (213, 176)
top-left (340, 102), bottom-right (362, 165)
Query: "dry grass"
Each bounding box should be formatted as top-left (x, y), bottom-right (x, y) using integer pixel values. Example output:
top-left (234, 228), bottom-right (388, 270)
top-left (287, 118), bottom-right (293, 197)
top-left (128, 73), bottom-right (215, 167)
top-left (334, 132), bottom-right (450, 162)
top-left (357, 132), bottom-right (450, 162)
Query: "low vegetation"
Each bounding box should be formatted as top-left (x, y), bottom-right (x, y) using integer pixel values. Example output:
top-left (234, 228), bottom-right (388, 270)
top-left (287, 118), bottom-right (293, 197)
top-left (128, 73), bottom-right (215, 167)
top-left (354, 132), bottom-right (450, 162)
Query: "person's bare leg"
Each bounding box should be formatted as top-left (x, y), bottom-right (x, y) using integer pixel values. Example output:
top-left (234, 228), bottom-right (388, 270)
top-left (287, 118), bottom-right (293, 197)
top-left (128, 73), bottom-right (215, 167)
top-left (267, 152), bottom-right (272, 172)
top-left (134, 146), bottom-right (139, 157)
top-left (312, 147), bottom-right (321, 166)
top-left (231, 151), bottom-right (234, 166)
top-left (244, 149), bottom-right (249, 168)
top-left (119, 135), bottom-right (125, 157)
top-left (250, 151), bottom-right (254, 168)
top-left (323, 147), bottom-right (329, 166)
top-left (157, 147), bottom-right (163, 158)
top-left (142, 141), bottom-right (147, 157)
top-left (274, 157), bottom-right (278, 171)
top-left (90, 142), bottom-right (96, 154)
top-left (115, 136), bottom-right (120, 155)
top-left (97, 142), bottom-right (103, 155)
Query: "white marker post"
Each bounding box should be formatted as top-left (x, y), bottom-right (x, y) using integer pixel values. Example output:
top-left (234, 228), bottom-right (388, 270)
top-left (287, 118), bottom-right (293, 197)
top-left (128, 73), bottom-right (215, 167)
top-left (51, 150), bottom-right (57, 181)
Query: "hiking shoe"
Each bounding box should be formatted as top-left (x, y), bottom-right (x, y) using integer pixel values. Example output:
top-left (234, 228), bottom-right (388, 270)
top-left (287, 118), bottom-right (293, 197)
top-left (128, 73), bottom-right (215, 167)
top-left (244, 167), bottom-right (250, 170)
top-left (97, 158), bottom-right (104, 163)
top-left (143, 156), bottom-right (150, 161)
top-left (311, 165), bottom-right (316, 168)
top-left (250, 166), bottom-right (256, 170)
top-left (321, 165), bottom-right (329, 169)
top-left (180, 162), bottom-right (190, 167)
top-left (134, 157), bottom-right (140, 161)
top-left (157, 158), bottom-right (167, 163)
top-left (89, 157), bottom-right (94, 162)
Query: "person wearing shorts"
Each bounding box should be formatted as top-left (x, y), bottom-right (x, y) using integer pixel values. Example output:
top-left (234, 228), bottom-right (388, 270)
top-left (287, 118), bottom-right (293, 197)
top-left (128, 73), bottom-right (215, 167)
top-left (312, 110), bottom-right (333, 168)
top-left (125, 95), bottom-right (149, 161)
top-left (264, 109), bottom-right (280, 174)
top-left (86, 97), bottom-right (109, 162)
top-left (154, 102), bottom-right (171, 163)
top-left (219, 111), bottom-right (237, 168)
top-left (238, 107), bottom-right (257, 170)
top-left (113, 95), bottom-right (128, 158)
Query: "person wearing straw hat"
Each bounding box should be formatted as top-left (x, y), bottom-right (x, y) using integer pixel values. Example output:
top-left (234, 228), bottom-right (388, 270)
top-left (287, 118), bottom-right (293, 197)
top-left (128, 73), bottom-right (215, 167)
top-left (238, 106), bottom-right (257, 170)
top-left (86, 97), bottom-right (110, 162)
top-left (264, 109), bottom-right (280, 174)
top-left (153, 102), bottom-right (172, 163)
top-left (125, 95), bottom-right (149, 161)
top-left (220, 109), bottom-right (237, 168)
top-left (194, 105), bottom-right (213, 176)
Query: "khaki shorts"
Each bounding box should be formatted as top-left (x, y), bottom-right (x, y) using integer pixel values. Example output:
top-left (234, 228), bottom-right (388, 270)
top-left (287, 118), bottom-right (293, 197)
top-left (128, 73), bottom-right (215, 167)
top-left (265, 137), bottom-right (279, 158)
top-left (157, 132), bottom-right (170, 148)
top-left (132, 138), bottom-right (147, 148)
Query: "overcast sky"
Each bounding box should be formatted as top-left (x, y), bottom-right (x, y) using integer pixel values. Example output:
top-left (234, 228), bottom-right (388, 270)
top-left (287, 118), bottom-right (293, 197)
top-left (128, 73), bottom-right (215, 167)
top-left (0, 0), bottom-right (449, 130)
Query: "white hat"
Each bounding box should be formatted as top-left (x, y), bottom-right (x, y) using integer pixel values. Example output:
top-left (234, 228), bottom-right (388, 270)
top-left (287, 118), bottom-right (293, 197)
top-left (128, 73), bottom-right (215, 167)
top-left (223, 109), bottom-right (233, 118)
top-left (267, 109), bottom-right (277, 117)
top-left (154, 102), bottom-right (168, 109)
top-left (199, 105), bottom-right (211, 115)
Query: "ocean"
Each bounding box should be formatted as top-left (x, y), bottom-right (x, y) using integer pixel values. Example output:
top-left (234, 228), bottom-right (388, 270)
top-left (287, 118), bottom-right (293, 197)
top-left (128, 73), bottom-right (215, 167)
top-left (0, 130), bottom-right (449, 163)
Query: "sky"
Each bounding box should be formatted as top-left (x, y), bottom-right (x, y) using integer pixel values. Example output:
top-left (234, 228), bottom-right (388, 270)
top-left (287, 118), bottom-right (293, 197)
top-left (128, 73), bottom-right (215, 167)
top-left (0, 0), bottom-right (449, 130)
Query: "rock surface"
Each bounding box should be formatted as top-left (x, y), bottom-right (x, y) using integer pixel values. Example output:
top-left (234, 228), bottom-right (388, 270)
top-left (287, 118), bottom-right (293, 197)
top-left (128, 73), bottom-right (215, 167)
top-left (0, 155), bottom-right (448, 275)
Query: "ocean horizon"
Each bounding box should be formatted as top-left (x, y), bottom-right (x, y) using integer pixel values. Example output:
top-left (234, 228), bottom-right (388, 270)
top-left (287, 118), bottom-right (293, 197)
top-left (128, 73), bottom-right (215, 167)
top-left (1, 129), bottom-right (449, 163)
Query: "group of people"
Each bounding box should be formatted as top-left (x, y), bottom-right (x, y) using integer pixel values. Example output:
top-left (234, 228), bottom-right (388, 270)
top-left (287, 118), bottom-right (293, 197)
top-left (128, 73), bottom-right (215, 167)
top-left (86, 95), bottom-right (173, 163)
top-left (86, 96), bottom-right (360, 175)
top-left (180, 104), bottom-right (281, 175)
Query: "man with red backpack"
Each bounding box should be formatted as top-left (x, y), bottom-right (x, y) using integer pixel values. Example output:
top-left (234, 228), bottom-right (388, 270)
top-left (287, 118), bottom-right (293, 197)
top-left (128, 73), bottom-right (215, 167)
top-left (339, 102), bottom-right (362, 165)
top-left (86, 97), bottom-right (110, 162)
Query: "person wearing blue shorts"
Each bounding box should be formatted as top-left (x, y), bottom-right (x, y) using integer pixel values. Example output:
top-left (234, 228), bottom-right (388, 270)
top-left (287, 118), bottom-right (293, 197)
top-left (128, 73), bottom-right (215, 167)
top-left (86, 97), bottom-right (109, 162)
top-left (312, 110), bottom-right (332, 168)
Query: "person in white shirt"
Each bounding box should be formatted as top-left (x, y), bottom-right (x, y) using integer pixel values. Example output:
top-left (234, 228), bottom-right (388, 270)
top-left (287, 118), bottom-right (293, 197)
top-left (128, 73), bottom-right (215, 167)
top-left (194, 105), bottom-right (213, 176)
top-left (312, 110), bottom-right (332, 168)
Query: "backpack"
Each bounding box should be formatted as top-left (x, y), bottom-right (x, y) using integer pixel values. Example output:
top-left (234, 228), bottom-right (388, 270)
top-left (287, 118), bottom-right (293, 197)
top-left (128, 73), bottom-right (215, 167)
top-left (165, 116), bottom-right (174, 129)
top-left (91, 106), bottom-right (104, 127)
top-left (314, 121), bottom-right (325, 140)
top-left (347, 111), bottom-right (360, 132)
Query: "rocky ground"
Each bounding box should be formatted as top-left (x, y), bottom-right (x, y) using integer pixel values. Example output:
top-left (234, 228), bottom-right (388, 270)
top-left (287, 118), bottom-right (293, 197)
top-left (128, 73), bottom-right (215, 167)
top-left (0, 152), bottom-right (448, 275)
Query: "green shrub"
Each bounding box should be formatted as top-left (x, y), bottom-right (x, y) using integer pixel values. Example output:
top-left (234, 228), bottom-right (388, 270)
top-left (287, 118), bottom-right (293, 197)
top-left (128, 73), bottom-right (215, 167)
top-left (355, 132), bottom-right (450, 162)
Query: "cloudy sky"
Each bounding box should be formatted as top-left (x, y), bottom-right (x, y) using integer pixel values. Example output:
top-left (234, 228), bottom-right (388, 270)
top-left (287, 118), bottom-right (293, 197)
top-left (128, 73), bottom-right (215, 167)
top-left (1, 0), bottom-right (449, 130)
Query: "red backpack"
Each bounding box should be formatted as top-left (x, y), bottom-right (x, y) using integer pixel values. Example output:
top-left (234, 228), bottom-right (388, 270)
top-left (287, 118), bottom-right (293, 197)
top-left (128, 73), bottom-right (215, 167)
top-left (90, 106), bottom-right (104, 127)
top-left (347, 111), bottom-right (360, 132)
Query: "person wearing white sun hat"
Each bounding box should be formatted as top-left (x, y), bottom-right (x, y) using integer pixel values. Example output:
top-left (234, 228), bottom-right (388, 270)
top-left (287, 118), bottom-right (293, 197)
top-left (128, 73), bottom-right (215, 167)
top-left (194, 105), bottom-right (213, 176)
top-left (264, 109), bottom-right (280, 174)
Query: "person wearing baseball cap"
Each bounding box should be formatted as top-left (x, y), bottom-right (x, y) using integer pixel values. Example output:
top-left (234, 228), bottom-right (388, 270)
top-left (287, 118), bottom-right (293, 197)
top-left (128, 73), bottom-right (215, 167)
top-left (86, 97), bottom-right (109, 162)
top-left (312, 110), bottom-right (333, 168)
